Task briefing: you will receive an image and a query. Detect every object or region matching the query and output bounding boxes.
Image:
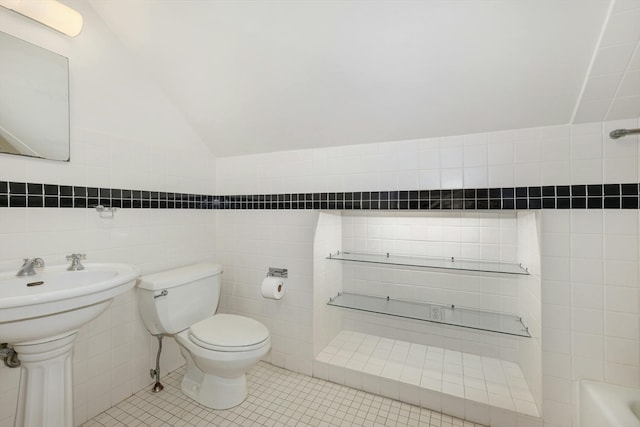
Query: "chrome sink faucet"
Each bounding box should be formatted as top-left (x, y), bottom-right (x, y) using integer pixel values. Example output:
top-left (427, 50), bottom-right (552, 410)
top-left (66, 253), bottom-right (86, 271)
top-left (16, 258), bottom-right (45, 276)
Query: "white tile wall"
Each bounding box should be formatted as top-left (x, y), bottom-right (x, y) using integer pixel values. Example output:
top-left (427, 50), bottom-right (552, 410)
top-left (0, 2), bottom-right (635, 427)
top-left (0, 10), bottom-right (638, 426)
top-left (214, 210), bottom-right (318, 376)
top-left (313, 212), bottom-right (344, 356)
top-left (0, 4), bottom-right (216, 196)
top-left (516, 212), bottom-right (543, 413)
top-left (0, 115), bottom-right (635, 427)
top-left (216, 118), bottom-right (640, 427)
top-left (0, 209), bottom-right (217, 427)
top-left (217, 125), bottom-right (578, 195)
top-left (540, 209), bottom-right (640, 427)
top-left (323, 211), bottom-right (542, 410)
top-left (0, 5), bottom-right (217, 427)
top-left (341, 211), bottom-right (518, 263)
top-left (339, 212), bottom-right (520, 308)
top-left (7, 117), bottom-right (627, 427)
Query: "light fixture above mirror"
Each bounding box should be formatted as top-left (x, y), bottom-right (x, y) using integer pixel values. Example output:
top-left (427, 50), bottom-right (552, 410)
top-left (0, 0), bottom-right (83, 37)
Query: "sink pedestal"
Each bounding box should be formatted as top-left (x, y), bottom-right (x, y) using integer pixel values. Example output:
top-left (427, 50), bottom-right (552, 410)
top-left (0, 263), bottom-right (140, 427)
top-left (13, 332), bottom-right (77, 427)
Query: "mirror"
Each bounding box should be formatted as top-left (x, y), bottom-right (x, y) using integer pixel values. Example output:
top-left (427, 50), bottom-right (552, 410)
top-left (0, 31), bottom-right (70, 161)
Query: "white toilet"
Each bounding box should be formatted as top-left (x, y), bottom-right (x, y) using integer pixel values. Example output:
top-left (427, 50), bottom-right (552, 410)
top-left (136, 263), bottom-right (271, 409)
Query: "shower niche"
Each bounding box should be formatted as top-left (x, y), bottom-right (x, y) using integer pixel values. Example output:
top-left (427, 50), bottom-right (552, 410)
top-left (312, 211), bottom-right (542, 427)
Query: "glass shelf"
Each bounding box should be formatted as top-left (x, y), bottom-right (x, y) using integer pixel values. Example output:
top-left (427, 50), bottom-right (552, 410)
top-left (327, 251), bottom-right (529, 275)
top-left (328, 292), bottom-right (531, 337)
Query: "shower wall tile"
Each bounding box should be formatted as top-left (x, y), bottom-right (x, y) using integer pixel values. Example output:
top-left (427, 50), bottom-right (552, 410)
top-left (336, 211), bottom-right (526, 362)
top-left (0, 97), bottom-right (635, 427)
top-left (216, 120), bottom-right (640, 197)
top-left (214, 120), bottom-right (639, 427)
top-left (463, 142), bottom-right (488, 168)
top-left (313, 212), bottom-right (344, 356)
top-left (539, 209), bottom-right (640, 427)
top-left (463, 166), bottom-right (488, 187)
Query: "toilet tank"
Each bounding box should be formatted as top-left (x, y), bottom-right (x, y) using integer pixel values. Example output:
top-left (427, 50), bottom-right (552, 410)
top-left (136, 262), bottom-right (223, 335)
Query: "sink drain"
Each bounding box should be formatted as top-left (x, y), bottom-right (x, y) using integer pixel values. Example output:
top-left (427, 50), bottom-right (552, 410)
top-left (26, 281), bottom-right (44, 287)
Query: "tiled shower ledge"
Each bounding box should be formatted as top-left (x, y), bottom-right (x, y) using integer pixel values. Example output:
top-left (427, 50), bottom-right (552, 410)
top-left (314, 331), bottom-right (541, 427)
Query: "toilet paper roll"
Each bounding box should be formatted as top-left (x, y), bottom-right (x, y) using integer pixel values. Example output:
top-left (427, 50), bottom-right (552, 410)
top-left (261, 276), bottom-right (285, 299)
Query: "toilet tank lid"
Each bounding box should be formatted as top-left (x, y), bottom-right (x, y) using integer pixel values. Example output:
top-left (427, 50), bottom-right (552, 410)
top-left (137, 262), bottom-right (223, 290)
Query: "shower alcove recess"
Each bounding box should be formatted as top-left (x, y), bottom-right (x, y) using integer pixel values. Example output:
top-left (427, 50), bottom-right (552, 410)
top-left (313, 211), bottom-right (542, 426)
top-left (326, 251), bottom-right (531, 338)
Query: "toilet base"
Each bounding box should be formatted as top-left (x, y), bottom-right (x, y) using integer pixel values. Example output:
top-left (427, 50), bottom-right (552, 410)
top-left (174, 326), bottom-right (271, 410)
top-left (181, 371), bottom-right (248, 409)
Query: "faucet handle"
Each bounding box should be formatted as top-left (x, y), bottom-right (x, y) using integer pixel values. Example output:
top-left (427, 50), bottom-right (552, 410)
top-left (66, 254), bottom-right (86, 271)
top-left (23, 258), bottom-right (44, 268)
top-left (16, 258), bottom-right (44, 276)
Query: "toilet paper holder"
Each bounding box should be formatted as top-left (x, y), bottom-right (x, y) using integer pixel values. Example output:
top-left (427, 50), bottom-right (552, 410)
top-left (267, 267), bottom-right (288, 278)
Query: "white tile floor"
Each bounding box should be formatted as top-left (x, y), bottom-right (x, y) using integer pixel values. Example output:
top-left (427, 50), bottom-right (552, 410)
top-left (314, 331), bottom-right (540, 427)
top-left (82, 361), bottom-right (485, 427)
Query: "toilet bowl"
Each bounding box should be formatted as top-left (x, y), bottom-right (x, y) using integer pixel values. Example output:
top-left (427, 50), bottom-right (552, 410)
top-left (136, 263), bottom-right (271, 409)
top-left (176, 314), bottom-right (271, 409)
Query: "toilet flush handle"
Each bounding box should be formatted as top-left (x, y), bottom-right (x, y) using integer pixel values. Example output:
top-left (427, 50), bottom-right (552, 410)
top-left (154, 290), bottom-right (168, 299)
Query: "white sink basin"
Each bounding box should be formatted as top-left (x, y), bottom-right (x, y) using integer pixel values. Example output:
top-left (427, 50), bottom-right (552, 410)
top-left (0, 262), bottom-right (139, 427)
top-left (0, 263), bottom-right (140, 344)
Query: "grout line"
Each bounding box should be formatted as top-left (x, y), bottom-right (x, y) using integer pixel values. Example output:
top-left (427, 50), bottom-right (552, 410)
top-left (570, 0), bottom-right (617, 123)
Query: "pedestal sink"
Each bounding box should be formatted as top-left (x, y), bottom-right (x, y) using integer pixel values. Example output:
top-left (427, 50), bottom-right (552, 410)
top-left (0, 263), bottom-right (140, 427)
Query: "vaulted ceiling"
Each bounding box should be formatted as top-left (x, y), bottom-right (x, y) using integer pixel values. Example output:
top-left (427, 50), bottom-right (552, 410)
top-left (89, 1), bottom-right (638, 157)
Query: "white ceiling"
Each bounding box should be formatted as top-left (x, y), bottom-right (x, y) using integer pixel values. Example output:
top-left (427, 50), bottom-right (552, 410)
top-left (89, 0), bottom-right (616, 157)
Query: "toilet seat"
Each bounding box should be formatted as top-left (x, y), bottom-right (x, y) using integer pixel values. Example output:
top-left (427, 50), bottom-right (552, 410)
top-left (189, 314), bottom-right (270, 352)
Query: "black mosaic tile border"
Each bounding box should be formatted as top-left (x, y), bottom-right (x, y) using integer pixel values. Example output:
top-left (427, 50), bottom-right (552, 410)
top-left (1, 181), bottom-right (639, 210)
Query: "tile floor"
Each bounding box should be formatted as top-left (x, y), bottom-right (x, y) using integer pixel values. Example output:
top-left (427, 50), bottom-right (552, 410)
top-left (82, 361), bottom-right (485, 427)
top-left (314, 331), bottom-right (540, 426)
